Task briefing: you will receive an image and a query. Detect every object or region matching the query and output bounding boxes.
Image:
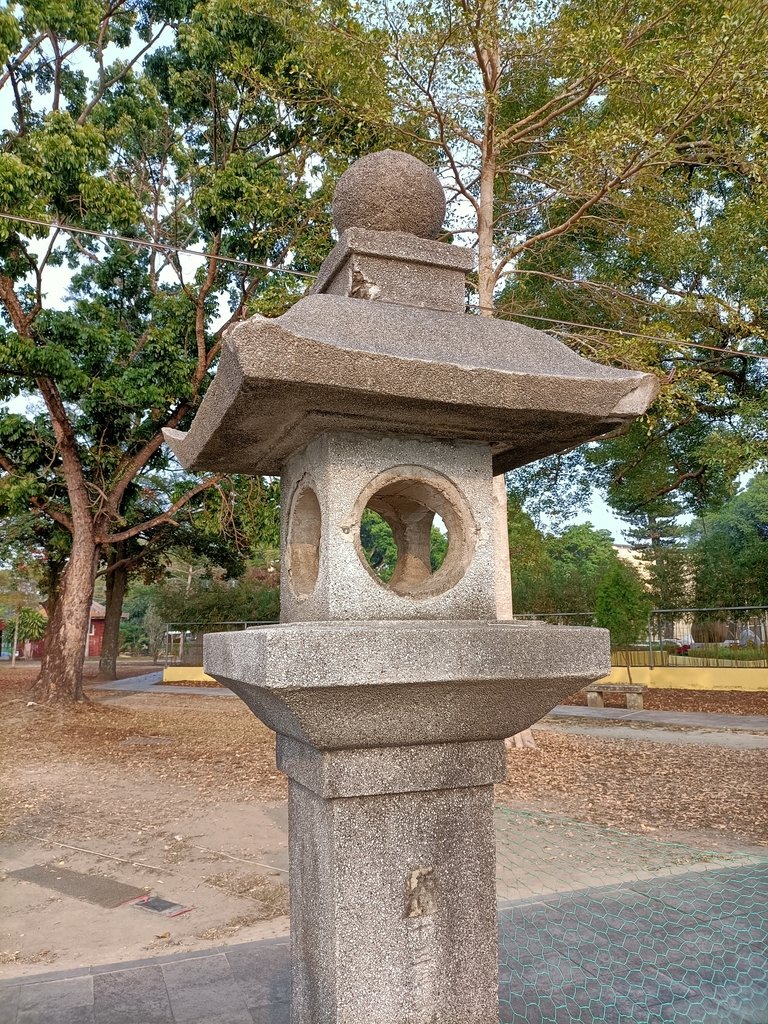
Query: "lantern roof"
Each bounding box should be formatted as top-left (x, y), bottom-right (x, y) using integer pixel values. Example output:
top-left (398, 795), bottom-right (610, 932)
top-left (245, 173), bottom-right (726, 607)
top-left (165, 150), bottom-right (658, 475)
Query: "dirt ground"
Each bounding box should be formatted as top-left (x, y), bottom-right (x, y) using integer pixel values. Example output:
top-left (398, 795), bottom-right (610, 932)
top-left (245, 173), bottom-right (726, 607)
top-left (563, 686), bottom-right (768, 715)
top-left (498, 730), bottom-right (768, 849)
top-left (1, 674), bottom-right (289, 977)
top-left (1, 668), bottom-right (767, 977)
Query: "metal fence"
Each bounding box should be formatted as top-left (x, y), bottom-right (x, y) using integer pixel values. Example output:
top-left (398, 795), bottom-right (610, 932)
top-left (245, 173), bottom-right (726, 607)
top-left (648, 605), bottom-right (768, 669)
top-left (518, 605), bottom-right (768, 670)
top-left (513, 612), bottom-right (597, 627)
top-left (165, 607), bottom-right (768, 671)
top-left (163, 620), bottom-right (275, 666)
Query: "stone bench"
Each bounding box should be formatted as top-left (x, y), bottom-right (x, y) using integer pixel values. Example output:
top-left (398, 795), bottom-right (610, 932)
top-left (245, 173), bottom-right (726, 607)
top-left (585, 683), bottom-right (647, 710)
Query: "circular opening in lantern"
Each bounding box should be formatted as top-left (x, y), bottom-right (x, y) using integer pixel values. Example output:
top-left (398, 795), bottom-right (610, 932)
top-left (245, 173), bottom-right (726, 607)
top-left (354, 468), bottom-right (474, 599)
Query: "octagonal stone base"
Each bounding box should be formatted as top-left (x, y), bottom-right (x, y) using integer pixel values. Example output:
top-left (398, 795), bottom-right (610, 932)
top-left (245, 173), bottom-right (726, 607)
top-left (204, 619), bottom-right (610, 748)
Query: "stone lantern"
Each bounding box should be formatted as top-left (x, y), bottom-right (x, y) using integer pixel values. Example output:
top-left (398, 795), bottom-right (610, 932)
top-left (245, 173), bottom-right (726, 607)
top-left (165, 150), bottom-right (658, 1024)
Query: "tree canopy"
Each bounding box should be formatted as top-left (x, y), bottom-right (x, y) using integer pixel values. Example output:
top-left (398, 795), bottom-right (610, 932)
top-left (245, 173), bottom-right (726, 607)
top-left (0, 0), bottom-right (388, 698)
top-left (3, 0), bottom-right (768, 700)
top-left (367, 0), bottom-right (768, 512)
top-left (690, 474), bottom-right (768, 609)
top-left (506, 498), bottom-right (628, 614)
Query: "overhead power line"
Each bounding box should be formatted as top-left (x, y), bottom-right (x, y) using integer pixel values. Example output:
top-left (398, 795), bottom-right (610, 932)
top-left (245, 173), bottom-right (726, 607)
top-left (0, 211), bottom-right (317, 278)
top-left (1, 210), bottom-right (767, 362)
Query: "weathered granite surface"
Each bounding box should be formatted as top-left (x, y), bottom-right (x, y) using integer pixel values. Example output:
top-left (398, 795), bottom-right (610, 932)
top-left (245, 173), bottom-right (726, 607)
top-left (280, 432), bottom-right (496, 622)
top-left (164, 293), bottom-right (658, 475)
top-left (164, 156), bottom-right (658, 478)
top-left (275, 736), bottom-right (506, 798)
top-left (332, 149), bottom-right (446, 238)
top-left (309, 227), bottom-right (472, 311)
top-left (203, 619), bottom-right (610, 748)
top-left (288, 780), bottom-right (499, 1024)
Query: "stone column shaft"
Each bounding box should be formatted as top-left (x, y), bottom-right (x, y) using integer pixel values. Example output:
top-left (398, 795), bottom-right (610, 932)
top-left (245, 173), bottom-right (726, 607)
top-left (278, 737), bottom-right (504, 1024)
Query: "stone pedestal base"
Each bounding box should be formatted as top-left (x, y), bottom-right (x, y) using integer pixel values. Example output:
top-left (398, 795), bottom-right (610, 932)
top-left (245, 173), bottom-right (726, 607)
top-left (279, 737), bottom-right (504, 1024)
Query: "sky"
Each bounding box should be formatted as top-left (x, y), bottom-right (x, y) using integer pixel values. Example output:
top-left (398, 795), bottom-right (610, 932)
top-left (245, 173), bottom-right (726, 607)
top-left (566, 491), bottom-right (634, 544)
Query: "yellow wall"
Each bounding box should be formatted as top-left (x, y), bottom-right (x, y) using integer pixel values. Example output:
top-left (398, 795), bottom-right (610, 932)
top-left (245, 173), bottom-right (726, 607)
top-left (163, 666), bottom-right (217, 683)
top-left (603, 665), bottom-right (768, 692)
top-left (164, 663), bottom-right (768, 692)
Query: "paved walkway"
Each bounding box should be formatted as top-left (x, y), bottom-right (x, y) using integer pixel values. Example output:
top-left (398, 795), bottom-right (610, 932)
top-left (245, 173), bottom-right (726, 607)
top-left (88, 673), bottom-right (237, 698)
top-left (548, 705), bottom-right (768, 732)
top-left (538, 721), bottom-right (768, 749)
top-left (2, 864), bottom-right (765, 1024)
top-left (92, 674), bottom-right (768, 738)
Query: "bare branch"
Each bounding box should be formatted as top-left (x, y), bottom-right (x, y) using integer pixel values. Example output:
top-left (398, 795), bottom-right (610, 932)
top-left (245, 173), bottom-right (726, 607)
top-left (102, 474), bottom-right (224, 544)
top-left (77, 23), bottom-right (170, 125)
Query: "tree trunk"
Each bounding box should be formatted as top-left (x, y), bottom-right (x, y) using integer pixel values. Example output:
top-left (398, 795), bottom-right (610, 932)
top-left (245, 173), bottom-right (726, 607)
top-left (97, 549), bottom-right (128, 680)
top-left (477, 144), bottom-right (497, 313)
top-left (625, 649), bottom-right (633, 685)
top-left (11, 608), bottom-right (19, 667)
top-left (36, 534), bottom-right (99, 702)
top-left (475, 13), bottom-right (500, 316)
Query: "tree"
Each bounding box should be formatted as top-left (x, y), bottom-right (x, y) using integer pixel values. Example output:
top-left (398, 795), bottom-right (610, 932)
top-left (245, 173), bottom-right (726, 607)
top-left (374, 1), bottom-right (767, 320)
top-left (595, 561), bottom-right (652, 682)
top-left (0, 0), bottom-right (388, 701)
top-left (365, 0), bottom-right (768, 537)
top-left (142, 604), bottom-right (167, 664)
top-left (546, 523), bottom-right (620, 614)
top-left (0, 558), bottom-right (41, 665)
top-left (15, 606), bottom-right (47, 652)
top-left (505, 495), bottom-right (629, 614)
top-left (690, 474), bottom-right (768, 609)
top-left (95, 473), bottom-right (280, 679)
top-left (154, 571), bottom-right (280, 628)
top-left (624, 501), bottom-right (691, 612)
top-left (505, 497), bottom-right (552, 612)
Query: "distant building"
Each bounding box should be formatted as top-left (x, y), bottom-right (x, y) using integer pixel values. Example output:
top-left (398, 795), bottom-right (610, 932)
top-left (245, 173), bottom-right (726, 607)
top-left (613, 543), bottom-right (649, 581)
top-left (23, 602), bottom-right (108, 659)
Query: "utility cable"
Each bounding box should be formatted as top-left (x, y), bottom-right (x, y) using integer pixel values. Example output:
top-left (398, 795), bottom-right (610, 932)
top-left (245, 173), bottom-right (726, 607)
top-left (2, 209), bottom-right (767, 362)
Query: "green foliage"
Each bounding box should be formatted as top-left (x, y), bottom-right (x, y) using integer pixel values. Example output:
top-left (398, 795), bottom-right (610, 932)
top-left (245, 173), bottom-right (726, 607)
top-left (624, 501), bottom-right (691, 611)
top-left (0, 0), bottom-right (391, 646)
top-left (154, 574), bottom-right (279, 627)
top-left (360, 509), bottom-right (397, 581)
top-left (507, 496), bottom-right (627, 613)
top-left (545, 525), bottom-right (620, 613)
top-left (429, 526), bottom-right (448, 572)
top-left (506, 500), bottom-right (553, 611)
top-left (119, 586), bottom-right (167, 658)
top-left (16, 605), bottom-right (46, 642)
top-left (690, 474), bottom-right (768, 607)
top-left (595, 562), bottom-right (652, 649)
top-left (0, 1), bottom-right (395, 696)
top-left (0, 553), bottom-right (43, 614)
top-left (682, 645), bottom-right (768, 663)
top-left (370, 0), bottom-right (768, 518)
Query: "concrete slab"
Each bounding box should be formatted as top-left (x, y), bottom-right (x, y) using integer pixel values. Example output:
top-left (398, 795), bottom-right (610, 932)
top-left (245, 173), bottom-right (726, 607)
top-left (7, 866), bottom-right (147, 909)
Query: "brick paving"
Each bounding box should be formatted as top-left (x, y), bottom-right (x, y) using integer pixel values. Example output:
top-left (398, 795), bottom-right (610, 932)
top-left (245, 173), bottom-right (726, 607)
top-left (2, 865), bottom-right (765, 1024)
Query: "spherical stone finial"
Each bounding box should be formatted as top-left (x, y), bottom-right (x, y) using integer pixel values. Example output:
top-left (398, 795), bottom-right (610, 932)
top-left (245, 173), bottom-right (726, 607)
top-left (332, 150), bottom-right (446, 239)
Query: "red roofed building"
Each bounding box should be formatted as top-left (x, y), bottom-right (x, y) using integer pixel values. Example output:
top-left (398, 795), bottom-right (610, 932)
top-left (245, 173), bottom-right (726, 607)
top-left (23, 602), bottom-right (108, 659)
